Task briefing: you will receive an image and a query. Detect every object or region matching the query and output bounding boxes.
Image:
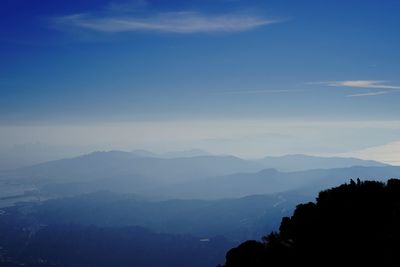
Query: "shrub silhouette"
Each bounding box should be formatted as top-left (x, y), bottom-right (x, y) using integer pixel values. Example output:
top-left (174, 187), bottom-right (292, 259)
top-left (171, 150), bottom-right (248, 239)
top-left (223, 179), bottom-right (400, 267)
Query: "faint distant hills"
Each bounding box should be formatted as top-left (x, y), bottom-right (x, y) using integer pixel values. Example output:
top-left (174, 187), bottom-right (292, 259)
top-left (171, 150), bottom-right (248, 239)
top-left (9, 151), bottom-right (260, 184)
top-left (0, 150), bottom-right (393, 204)
top-left (131, 150), bottom-right (387, 171)
top-left (158, 165), bottom-right (400, 199)
top-left (23, 149), bottom-right (384, 175)
top-left (0, 151), bottom-right (398, 267)
top-left (256, 154), bottom-right (387, 171)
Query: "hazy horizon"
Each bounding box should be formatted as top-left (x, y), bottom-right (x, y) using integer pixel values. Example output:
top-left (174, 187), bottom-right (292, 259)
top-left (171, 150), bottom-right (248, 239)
top-left (1, 1), bottom-right (400, 266)
top-left (1, 119), bottom-right (400, 168)
top-left (2, 0), bottom-right (400, 169)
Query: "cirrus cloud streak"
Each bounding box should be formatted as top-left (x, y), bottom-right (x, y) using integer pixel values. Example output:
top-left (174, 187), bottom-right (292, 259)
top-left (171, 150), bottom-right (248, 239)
top-left (327, 80), bottom-right (400, 90)
top-left (53, 11), bottom-right (278, 33)
top-left (312, 80), bottom-right (400, 97)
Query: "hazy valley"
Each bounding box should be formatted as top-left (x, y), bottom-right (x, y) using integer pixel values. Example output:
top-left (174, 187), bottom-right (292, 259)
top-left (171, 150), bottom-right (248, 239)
top-left (0, 151), bottom-right (398, 266)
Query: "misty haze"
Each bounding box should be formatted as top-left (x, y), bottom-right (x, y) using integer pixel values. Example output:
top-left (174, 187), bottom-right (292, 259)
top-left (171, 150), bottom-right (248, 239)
top-left (1, 1), bottom-right (400, 266)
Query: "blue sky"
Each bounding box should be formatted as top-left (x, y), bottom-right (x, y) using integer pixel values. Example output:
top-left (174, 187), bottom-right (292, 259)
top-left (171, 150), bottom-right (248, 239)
top-left (1, 0), bottom-right (400, 161)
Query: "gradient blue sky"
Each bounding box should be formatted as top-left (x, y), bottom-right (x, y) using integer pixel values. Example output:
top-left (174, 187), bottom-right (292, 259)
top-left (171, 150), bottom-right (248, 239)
top-left (1, 0), bottom-right (400, 162)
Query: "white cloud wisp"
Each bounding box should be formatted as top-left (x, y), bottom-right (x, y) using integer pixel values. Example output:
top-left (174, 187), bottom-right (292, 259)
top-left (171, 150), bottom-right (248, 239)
top-left (328, 80), bottom-right (400, 90)
top-left (314, 80), bottom-right (400, 97)
top-left (54, 11), bottom-right (277, 33)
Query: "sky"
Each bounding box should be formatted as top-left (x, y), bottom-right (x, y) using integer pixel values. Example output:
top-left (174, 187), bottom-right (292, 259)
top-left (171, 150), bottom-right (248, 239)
top-left (1, 0), bottom-right (400, 165)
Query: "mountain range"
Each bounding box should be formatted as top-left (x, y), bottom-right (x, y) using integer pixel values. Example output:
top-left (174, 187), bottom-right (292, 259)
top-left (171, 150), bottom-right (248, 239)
top-left (0, 151), bottom-right (398, 267)
top-left (0, 151), bottom-right (392, 203)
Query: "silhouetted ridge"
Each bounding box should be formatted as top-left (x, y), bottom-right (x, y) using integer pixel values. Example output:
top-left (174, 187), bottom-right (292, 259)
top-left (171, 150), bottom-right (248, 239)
top-left (222, 179), bottom-right (400, 267)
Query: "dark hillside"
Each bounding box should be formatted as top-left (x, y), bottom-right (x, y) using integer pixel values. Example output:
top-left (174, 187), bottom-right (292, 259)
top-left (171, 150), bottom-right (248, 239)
top-left (223, 179), bottom-right (400, 267)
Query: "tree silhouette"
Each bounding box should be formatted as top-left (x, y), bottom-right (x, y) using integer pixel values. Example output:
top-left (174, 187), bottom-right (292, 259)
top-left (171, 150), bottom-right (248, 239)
top-left (222, 179), bottom-right (400, 267)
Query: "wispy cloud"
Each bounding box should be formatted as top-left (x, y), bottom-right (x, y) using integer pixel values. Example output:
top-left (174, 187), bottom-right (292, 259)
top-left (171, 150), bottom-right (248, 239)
top-left (326, 80), bottom-right (400, 90)
top-left (312, 80), bottom-right (400, 97)
top-left (346, 91), bottom-right (389, 97)
top-left (53, 11), bottom-right (278, 33)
